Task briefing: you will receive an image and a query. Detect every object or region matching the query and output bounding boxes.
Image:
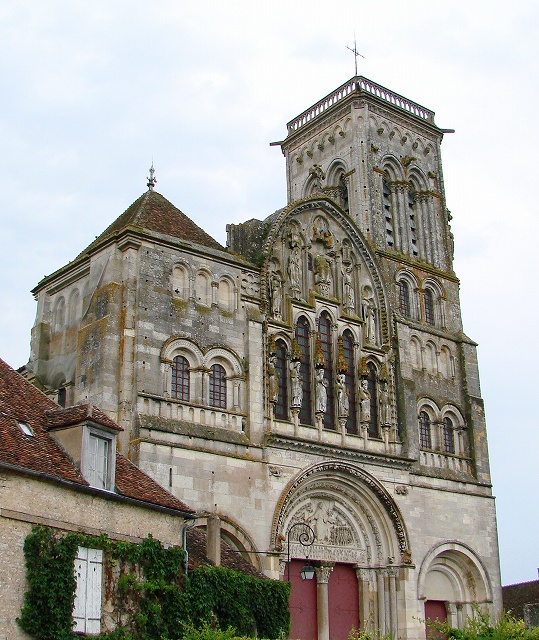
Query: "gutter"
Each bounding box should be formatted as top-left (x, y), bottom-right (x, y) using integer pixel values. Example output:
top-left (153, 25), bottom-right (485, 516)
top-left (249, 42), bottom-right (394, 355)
top-left (0, 460), bottom-right (196, 520)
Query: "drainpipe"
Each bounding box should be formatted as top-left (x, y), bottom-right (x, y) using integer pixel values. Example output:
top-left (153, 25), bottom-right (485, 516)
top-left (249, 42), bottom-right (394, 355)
top-left (182, 520), bottom-right (198, 579)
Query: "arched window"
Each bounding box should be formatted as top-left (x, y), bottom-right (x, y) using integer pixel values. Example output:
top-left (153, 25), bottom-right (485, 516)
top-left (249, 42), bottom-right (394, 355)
top-left (172, 265), bottom-right (188, 299)
top-left (275, 340), bottom-right (288, 420)
top-left (424, 288), bottom-right (435, 325)
top-left (319, 312), bottom-right (335, 430)
top-left (209, 364), bottom-right (226, 408)
top-left (296, 316), bottom-right (312, 425)
top-left (408, 189), bottom-right (418, 257)
top-left (399, 280), bottom-right (411, 317)
top-left (419, 411), bottom-right (432, 449)
top-left (442, 417), bottom-right (455, 454)
top-left (171, 356), bottom-right (190, 401)
top-left (343, 330), bottom-right (357, 434)
top-left (54, 297), bottom-right (65, 333)
top-left (383, 178), bottom-right (394, 248)
top-left (367, 363), bottom-right (379, 438)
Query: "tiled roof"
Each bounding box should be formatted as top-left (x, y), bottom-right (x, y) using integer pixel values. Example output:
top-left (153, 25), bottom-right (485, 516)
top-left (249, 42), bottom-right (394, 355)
top-left (186, 527), bottom-right (266, 579)
top-left (0, 357), bottom-right (194, 515)
top-left (81, 190), bottom-right (224, 255)
top-left (115, 454), bottom-right (194, 513)
top-left (45, 404), bottom-right (122, 431)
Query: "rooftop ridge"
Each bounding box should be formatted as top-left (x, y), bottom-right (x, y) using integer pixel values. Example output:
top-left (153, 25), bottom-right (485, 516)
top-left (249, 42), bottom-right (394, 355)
top-left (286, 76), bottom-right (435, 135)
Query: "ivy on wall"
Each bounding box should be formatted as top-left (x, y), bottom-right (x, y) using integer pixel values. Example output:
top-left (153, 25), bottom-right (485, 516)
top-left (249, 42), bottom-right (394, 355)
top-left (18, 526), bottom-right (290, 640)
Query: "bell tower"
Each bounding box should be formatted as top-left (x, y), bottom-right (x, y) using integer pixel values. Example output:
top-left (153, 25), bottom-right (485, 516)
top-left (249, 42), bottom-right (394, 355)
top-left (276, 76), bottom-right (453, 273)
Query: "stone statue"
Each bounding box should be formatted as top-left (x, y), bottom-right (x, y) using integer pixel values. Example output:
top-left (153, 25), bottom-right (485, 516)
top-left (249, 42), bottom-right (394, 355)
top-left (379, 379), bottom-right (390, 426)
top-left (290, 359), bottom-right (303, 408)
top-left (359, 379), bottom-right (371, 423)
top-left (315, 368), bottom-right (327, 414)
top-left (336, 372), bottom-right (349, 417)
top-left (342, 265), bottom-right (355, 310)
top-left (268, 354), bottom-right (278, 404)
top-left (287, 248), bottom-right (302, 295)
top-left (362, 297), bottom-right (377, 343)
top-left (270, 272), bottom-right (282, 317)
top-left (314, 254), bottom-right (332, 297)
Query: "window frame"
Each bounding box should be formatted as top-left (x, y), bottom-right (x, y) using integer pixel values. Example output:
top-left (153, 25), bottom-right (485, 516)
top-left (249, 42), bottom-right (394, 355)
top-left (419, 411), bottom-right (432, 449)
top-left (274, 339), bottom-right (289, 420)
top-left (209, 363), bottom-right (227, 409)
top-left (171, 355), bottom-right (190, 402)
top-left (424, 287), bottom-right (435, 325)
top-left (81, 425), bottom-right (117, 491)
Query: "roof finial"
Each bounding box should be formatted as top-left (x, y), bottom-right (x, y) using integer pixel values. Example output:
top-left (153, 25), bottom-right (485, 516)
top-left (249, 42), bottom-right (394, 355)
top-left (147, 162), bottom-right (157, 191)
top-left (346, 34), bottom-right (364, 77)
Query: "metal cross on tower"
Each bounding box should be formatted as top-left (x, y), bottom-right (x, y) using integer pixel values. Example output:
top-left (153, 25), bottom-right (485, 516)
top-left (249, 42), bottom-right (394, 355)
top-left (346, 36), bottom-right (365, 77)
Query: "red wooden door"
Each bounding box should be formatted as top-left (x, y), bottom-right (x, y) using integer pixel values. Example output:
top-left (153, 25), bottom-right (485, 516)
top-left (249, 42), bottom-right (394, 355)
top-left (424, 600), bottom-right (447, 639)
top-left (328, 564), bottom-right (360, 640)
top-left (288, 560), bottom-right (318, 640)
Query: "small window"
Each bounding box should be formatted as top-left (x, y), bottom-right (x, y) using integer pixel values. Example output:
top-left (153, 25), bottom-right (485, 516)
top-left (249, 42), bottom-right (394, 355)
top-left (171, 356), bottom-right (190, 401)
top-left (18, 421), bottom-right (34, 437)
top-left (399, 281), bottom-right (411, 317)
top-left (87, 434), bottom-right (111, 490)
top-left (319, 313), bottom-right (335, 430)
top-left (367, 363), bottom-right (379, 438)
top-left (343, 330), bottom-right (357, 435)
top-left (424, 288), bottom-right (435, 325)
top-left (209, 363), bottom-right (226, 409)
top-left (73, 546), bottom-right (103, 634)
top-left (419, 411), bottom-right (432, 449)
top-left (57, 387), bottom-right (67, 408)
top-left (275, 340), bottom-right (288, 420)
top-left (443, 417), bottom-right (455, 454)
top-left (296, 316), bottom-right (312, 425)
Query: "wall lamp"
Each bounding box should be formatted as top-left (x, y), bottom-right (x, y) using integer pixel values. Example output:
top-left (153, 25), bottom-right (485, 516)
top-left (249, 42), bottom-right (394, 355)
top-left (286, 522), bottom-right (316, 581)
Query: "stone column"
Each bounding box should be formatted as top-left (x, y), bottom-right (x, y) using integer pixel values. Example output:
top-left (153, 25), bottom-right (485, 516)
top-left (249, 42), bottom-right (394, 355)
top-left (376, 569), bottom-right (386, 635)
top-left (387, 567), bottom-right (398, 639)
top-left (356, 567), bottom-right (374, 631)
top-left (315, 563), bottom-right (334, 640)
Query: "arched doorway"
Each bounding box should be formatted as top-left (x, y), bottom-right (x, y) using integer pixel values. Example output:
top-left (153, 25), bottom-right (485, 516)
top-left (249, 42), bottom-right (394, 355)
top-left (272, 461), bottom-right (411, 640)
top-left (419, 542), bottom-right (494, 633)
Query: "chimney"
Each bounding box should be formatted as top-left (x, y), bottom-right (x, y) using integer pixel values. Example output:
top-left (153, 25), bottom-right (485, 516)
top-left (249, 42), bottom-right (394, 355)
top-left (207, 516), bottom-right (221, 567)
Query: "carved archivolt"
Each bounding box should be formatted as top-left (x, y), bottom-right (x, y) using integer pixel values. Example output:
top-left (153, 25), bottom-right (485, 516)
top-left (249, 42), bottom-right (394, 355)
top-left (272, 460), bottom-right (411, 566)
top-left (261, 197), bottom-right (390, 345)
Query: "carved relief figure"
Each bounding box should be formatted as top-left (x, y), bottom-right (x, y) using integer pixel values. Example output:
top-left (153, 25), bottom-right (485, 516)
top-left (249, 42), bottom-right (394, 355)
top-left (287, 248), bottom-right (302, 296)
top-left (270, 272), bottom-right (282, 317)
top-left (359, 379), bottom-right (371, 423)
top-left (315, 367), bottom-right (328, 413)
top-left (379, 379), bottom-right (390, 426)
top-left (314, 254), bottom-right (332, 297)
top-left (290, 359), bottom-right (303, 408)
top-left (336, 372), bottom-right (349, 417)
top-left (342, 265), bottom-right (355, 311)
top-left (268, 353), bottom-right (278, 404)
top-left (362, 293), bottom-right (377, 343)
top-left (309, 164), bottom-right (326, 192)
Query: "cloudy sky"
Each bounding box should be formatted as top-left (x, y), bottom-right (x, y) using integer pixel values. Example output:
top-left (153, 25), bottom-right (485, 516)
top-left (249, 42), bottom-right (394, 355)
top-left (1, 1), bottom-right (537, 586)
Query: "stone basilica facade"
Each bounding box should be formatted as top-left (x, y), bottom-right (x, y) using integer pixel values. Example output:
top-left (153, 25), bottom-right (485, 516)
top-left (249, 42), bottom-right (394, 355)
top-left (27, 77), bottom-right (502, 639)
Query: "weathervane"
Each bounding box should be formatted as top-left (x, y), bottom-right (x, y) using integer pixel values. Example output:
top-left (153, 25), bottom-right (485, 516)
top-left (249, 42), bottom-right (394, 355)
top-left (345, 35), bottom-right (364, 77)
top-left (147, 163), bottom-right (157, 191)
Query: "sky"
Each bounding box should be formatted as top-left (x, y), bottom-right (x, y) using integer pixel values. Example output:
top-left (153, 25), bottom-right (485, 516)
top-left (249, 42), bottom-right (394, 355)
top-left (0, 1), bottom-right (537, 587)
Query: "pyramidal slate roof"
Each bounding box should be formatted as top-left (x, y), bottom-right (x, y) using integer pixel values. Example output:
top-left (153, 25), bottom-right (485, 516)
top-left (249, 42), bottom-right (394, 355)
top-left (82, 189), bottom-right (224, 256)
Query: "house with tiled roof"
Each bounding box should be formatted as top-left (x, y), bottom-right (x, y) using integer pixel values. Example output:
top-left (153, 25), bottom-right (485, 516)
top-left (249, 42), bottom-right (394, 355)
top-left (0, 357), bottom-right (263, 638)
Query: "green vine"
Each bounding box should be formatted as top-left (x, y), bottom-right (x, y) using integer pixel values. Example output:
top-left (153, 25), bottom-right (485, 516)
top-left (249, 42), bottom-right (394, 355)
top-left (18, 526), bottom-right (290, 640)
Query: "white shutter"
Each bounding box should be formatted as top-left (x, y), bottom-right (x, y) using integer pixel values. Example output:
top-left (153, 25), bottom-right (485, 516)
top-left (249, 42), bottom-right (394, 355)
top-left (86, 549), bottom-right (103, 633)
top-left (73, 546), bottom-right (103, 634)
top-left (73, 547), bottom-right (88, 632)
